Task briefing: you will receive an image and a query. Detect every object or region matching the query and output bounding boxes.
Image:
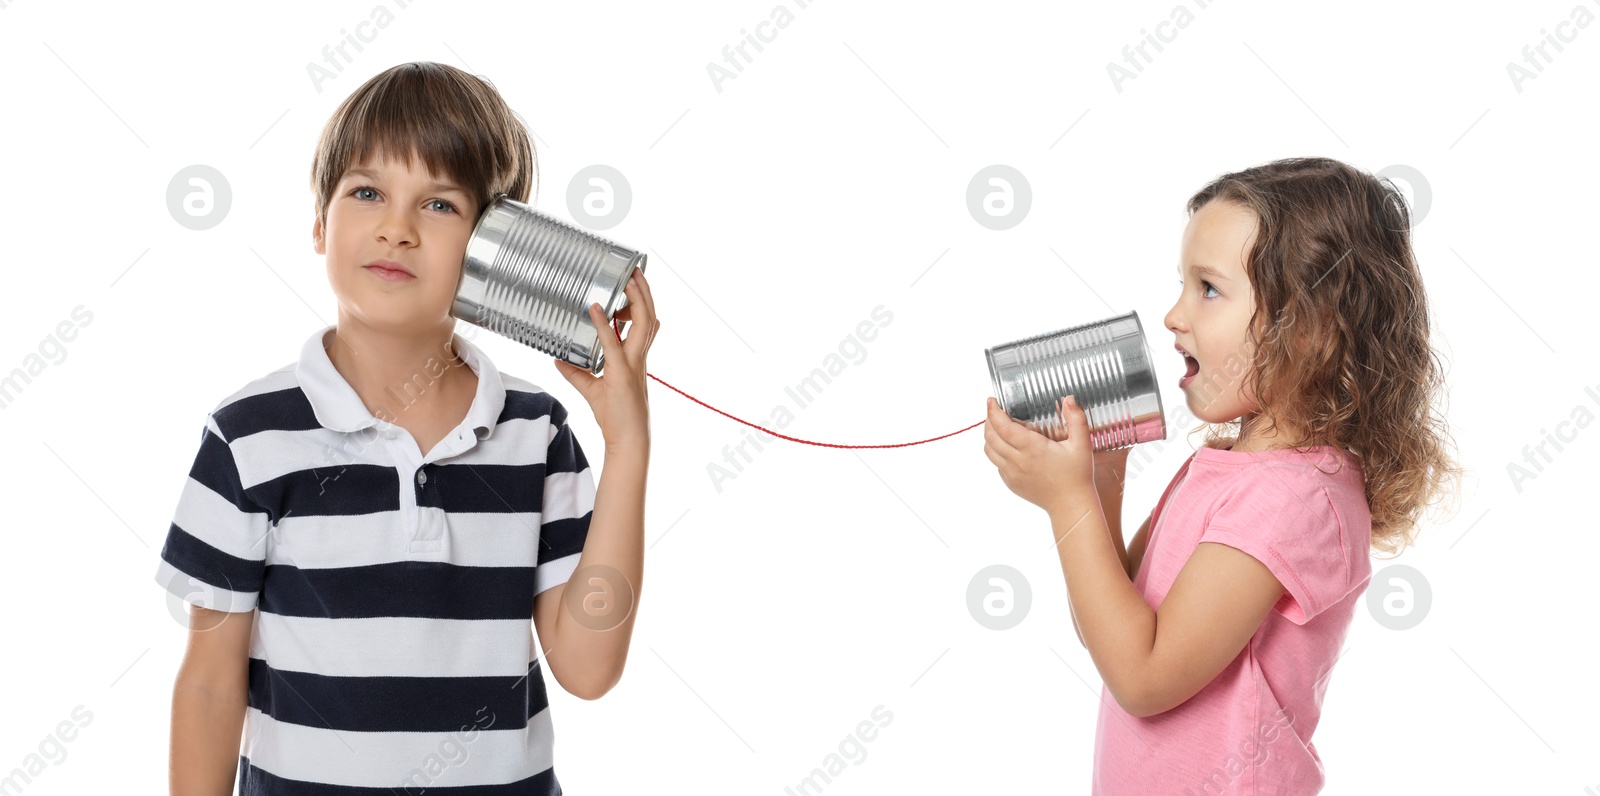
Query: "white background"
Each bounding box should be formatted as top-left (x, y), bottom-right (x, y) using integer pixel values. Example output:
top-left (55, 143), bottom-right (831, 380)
top-left (2, 0), bottom-right (1597, 793)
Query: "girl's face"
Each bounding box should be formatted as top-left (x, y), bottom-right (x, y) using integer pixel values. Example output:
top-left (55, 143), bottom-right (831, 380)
top-left (1163, 199), bottom-right (1264, 427)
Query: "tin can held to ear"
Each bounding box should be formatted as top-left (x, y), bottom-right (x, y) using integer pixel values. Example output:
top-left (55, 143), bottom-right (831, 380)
top-left (452, 194), bottom-right (646, 375)
top-left (985, 310), bottom-right (1166, 451)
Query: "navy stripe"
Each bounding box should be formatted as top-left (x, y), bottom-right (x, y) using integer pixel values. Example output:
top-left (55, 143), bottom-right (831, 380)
top-left (501, 389), bottom-right (561, 427)
top-left (246, 657), bottom-right (548, 733)
top-left (238, 757), bottom-right (559, 795)
top-left (215, 387), bottom-right (323, 441)
top-left (536, 515), bottom-right (591, 564)
top-left (160, 523), bottom-right (264, 594)
top-left (192, 427), bottom-right (276, 519)
top-left (545, 424), bottom-right (588, 474)
top-left (254, 463), bottom-right (401, 518)
top-left (419, 463), bottom-right (546, 514)
top-left (258, 562), bottom-right (536, 620)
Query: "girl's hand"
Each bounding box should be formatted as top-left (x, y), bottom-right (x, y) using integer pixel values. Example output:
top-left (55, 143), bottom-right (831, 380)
top-left (553, 266), bottom-right (659, 450)
top-left (984, 395), bottom-right (1097, 516)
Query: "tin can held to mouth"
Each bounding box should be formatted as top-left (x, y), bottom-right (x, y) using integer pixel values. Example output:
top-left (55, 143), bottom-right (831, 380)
top-left (985, 310), bottom-right (1167, 451)
top-left (452, 193), bottom-right (645, 375)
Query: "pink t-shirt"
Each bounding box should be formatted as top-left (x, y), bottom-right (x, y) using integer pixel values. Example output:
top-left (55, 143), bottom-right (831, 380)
top-left (1092, 444), bottom-right (1373, 795)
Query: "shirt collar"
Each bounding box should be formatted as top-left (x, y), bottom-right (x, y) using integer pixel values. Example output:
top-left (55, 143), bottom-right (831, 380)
top-left (295, 324), bottom-right (506, 440)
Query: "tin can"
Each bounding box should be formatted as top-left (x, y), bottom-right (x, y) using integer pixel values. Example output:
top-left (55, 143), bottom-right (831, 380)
top-left (985, 310), bottom-right (1166, 450)
top-left (454, 194), bottom-right (645, 374)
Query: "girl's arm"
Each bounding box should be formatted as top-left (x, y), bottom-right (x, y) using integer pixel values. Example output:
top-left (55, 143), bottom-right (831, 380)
top-left (1051, 498), bottom-right (1287, 718)
top-left (1070, 449), bottom-right (1135, 647)
top-left (984, 397), bottom-right (1288, 717)
top-left (1093, 448), bottom-right (1131, 574)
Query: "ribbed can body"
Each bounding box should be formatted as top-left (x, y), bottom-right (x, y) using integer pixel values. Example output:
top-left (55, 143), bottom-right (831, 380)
top-left (985, 311), bottom-right (1167, 451)
top-left (454, 195), bottom-right (646, 374)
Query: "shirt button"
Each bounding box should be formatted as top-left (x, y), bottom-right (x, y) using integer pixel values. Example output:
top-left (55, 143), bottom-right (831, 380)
top-left (417, 470), bottom-right (428, 485)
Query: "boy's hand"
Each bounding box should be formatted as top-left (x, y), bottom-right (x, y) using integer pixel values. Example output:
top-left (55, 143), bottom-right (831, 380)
top-left (553, 266), bottom-right (659, 450)
top-left (983, 395), bottom-right (1097, 516)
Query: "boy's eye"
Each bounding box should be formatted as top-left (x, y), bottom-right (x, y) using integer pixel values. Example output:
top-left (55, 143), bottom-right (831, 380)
top-left (349, 186), bottom-right (457, 214)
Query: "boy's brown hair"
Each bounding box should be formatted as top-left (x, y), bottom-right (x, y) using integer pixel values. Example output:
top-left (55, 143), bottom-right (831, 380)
top-left (310, 61), bottom-right (537, 229)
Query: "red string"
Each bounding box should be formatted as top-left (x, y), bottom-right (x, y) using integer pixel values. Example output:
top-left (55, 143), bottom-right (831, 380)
top-left (610, 318), bottom-right (984, 449)
top-left (647, 371), bottom-right (985, 449)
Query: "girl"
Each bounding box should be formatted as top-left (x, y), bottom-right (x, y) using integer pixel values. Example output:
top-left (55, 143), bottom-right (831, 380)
top-left (982, 157), bottom-right (1461, 794)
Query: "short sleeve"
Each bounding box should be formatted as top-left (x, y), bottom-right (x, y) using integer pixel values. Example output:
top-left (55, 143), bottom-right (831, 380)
top-left (1198, 463), bottom-right (1358, 625)
top-left (152, 415), bottom-right (271, 613)
top-left (534, 399), bottom-right (595, 596)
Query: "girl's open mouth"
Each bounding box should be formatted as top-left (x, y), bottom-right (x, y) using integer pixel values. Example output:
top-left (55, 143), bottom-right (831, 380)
top-left (1179, 354), bottom-right (1199, 388)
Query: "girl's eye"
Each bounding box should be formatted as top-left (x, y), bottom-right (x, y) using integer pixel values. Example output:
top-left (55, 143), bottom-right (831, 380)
top-left (1177, 279), bottom-right (1220, 299)
top-left (349, 186), bottom-right (457, 214)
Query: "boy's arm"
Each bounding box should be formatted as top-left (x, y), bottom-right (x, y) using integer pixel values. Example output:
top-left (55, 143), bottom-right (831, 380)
top-left (532, 440), bottom-right (648, 700)
top-left (170, 605), bottom-right (253, 796)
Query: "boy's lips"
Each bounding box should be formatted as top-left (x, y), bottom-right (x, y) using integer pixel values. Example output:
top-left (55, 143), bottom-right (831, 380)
top-left (364, 260), bottom-right (415, 280)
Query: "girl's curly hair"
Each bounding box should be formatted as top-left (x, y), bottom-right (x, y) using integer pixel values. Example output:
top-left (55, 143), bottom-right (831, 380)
top-left (1185, 157), bottom-right (1464, 557)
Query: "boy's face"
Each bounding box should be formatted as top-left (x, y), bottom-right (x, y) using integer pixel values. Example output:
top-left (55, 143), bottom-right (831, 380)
top-left (1163, 199), bottom-right (1264, 425)
top-left (312, 148), bottom-right (480, 332)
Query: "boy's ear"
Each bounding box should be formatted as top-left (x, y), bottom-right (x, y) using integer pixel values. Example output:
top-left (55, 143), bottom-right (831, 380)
top-left (312, 215), bottom-right (325, 255)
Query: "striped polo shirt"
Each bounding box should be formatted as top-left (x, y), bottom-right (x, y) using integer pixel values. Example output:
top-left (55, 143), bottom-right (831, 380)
top-left (153, 323), bottom-right (595, 794)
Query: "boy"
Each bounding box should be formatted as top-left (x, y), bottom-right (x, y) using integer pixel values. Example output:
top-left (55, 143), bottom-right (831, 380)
top-left (154, 61), bottom-right (658, 794)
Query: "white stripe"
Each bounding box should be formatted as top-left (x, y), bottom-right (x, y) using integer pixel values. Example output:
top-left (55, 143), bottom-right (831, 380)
top-left (500, 374), bottom-right (556, 401)
top-left (241, 704), bottom-right (555, 787)
top-left (237, 425), bottom-right (380, 487)
top-left (172, 473), bottom-right (270, 562)
top-left (269, 510), bottom-right (544, 569)
top-left (493, 415), bottom-right (562, 462)
top-left (253, 613), bottom-right (533, 677)
top-left (210, 365), bottom-right (298, 417)
top-left (534, 552), bottom-right (582, 596)
top-left (541, 467), bottom-right (596, 521)
top-left (153, 558), bottom-right (258, 613)
top-left (235, 420), bottom-right (558, 487)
